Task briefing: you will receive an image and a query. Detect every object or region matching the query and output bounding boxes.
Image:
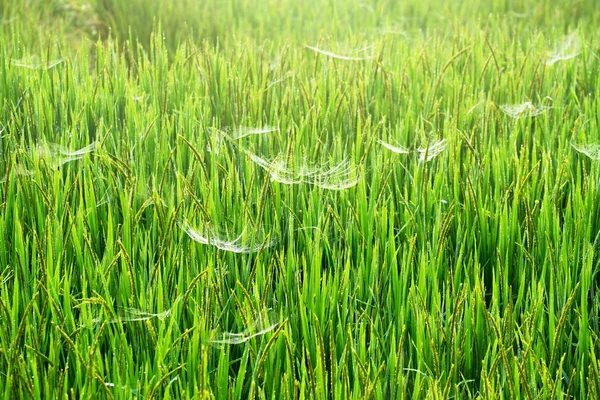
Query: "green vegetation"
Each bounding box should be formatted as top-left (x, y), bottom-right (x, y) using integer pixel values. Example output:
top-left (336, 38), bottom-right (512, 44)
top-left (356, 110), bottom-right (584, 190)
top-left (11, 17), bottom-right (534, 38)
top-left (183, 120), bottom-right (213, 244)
top-left (1, 0), bottom-right (600, 398)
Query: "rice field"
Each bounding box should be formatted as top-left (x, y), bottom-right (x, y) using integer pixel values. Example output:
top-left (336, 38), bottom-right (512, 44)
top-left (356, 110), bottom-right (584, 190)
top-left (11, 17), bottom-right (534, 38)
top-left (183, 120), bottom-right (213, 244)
top-left (1, 0), bottom-right (600, 398)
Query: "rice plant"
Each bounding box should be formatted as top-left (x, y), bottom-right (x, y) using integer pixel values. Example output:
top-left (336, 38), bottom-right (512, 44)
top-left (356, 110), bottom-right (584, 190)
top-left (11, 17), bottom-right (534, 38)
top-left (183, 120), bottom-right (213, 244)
top-left (1, 0), bottom-right (600, 398)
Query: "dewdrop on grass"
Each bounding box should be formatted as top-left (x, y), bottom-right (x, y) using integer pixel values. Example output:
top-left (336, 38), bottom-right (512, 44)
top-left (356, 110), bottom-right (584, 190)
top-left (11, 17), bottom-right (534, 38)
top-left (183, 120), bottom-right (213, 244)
top-left (500, 102), bottom-right (548, 119)
top-left (546, 32), bottom-right (581, 66)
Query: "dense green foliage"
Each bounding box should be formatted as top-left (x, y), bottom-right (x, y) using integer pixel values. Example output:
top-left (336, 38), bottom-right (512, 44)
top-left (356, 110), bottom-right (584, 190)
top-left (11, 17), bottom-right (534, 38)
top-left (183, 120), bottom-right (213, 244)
top-left (1, 0), bottom-right (600, 398)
